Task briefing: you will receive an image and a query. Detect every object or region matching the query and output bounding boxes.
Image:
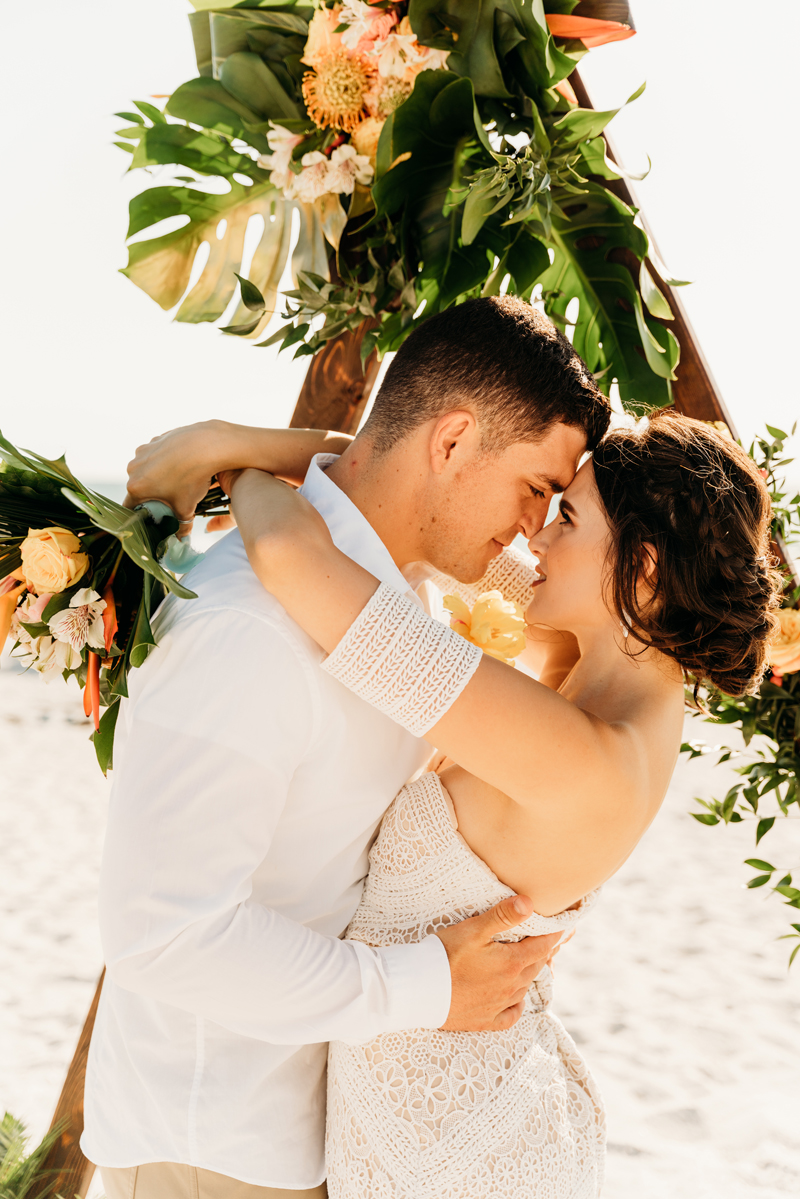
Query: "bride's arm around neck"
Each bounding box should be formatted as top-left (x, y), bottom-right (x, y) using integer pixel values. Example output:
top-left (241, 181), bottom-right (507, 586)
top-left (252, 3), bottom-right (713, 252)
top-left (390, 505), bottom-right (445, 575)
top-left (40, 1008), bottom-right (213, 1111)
top-left (225, 468), bottom-right (685, 885)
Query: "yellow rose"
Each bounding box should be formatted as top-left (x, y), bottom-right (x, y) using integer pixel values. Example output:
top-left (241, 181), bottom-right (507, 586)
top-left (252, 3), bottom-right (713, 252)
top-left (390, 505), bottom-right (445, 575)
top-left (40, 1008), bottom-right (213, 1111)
top-left (768, 608), bottom-right (800, 675)
top-left (351, 116), bottom-right (385, 166)
top-left (444, 590), bottom-right (526, 666)
top-left (19, 527), bottom-right (89, 595)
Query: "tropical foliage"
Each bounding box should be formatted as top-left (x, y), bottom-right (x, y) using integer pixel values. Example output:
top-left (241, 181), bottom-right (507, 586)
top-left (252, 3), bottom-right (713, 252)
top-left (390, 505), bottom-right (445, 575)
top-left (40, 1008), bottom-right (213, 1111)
top-left (0, 1112), bottom-right (62, 1199)
top-left (682, 424), bottom-right (800, 965)
top-left (0, 433), bottom-right (227, 772)
top-left (116, 0), bottom-right (682, 412)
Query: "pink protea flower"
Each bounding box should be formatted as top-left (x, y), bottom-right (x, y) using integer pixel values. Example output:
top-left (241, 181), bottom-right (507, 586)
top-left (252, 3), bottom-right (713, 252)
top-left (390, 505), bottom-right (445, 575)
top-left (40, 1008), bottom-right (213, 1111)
top-left (48, 587), bottom-right (107, 652)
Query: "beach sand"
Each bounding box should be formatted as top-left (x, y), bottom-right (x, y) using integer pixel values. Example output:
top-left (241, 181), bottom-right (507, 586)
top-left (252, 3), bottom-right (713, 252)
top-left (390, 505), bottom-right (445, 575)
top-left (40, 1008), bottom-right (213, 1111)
top-left (1, 660), bottom-right (799, 1197)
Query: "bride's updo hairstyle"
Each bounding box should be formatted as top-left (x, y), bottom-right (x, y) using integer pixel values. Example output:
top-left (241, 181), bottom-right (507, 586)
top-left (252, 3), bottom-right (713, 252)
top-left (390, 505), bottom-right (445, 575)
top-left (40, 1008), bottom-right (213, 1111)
top-left (592, 411), bottom-right (781, 697)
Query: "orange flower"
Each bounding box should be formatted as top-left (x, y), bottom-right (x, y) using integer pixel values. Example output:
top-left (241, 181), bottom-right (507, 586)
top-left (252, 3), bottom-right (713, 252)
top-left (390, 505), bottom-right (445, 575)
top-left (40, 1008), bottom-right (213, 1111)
top-left (768, 609), bottom-right (800, 676)
top-left (83, 651), bottom-right (101, 731)
top-left (303, 51), bottom-right (372, 133)
top-left (302, 4), bottom-right (346, 69)
top-left (0, 578), bottom-right (27, 658)
top-left (545, 14), bottom-right (635, 49)
top-left (102, 584), bottom-right (118, 654)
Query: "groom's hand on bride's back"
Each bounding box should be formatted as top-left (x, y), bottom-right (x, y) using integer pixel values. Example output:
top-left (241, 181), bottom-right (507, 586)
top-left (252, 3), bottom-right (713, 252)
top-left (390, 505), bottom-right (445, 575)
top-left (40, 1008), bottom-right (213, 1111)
top-left (436, 897), bottom-right (562, 1032)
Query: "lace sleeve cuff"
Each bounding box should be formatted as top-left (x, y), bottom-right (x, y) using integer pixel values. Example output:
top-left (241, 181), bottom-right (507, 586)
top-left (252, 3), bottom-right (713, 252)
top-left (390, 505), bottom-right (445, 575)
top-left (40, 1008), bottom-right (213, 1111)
top-left (427, 546), bottom-right (539, 609)
top-left (321, 584), bottom-right (483, 738)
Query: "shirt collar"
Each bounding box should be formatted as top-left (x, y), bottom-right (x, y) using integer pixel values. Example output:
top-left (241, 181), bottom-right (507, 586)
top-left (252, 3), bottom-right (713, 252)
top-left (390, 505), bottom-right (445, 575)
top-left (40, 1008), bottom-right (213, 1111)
top-left (299, 454), bottom-right (415, 597)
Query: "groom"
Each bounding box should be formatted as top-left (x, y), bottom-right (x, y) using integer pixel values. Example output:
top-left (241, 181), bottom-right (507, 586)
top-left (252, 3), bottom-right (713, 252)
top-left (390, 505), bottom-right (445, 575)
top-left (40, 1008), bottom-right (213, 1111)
top-left (83, 297), bottom-right (610, 1199)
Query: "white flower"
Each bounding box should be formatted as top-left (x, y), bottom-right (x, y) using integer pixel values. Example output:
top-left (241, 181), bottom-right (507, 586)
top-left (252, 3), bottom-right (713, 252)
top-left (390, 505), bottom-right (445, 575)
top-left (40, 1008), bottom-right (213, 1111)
top-left (339, 0), bottom-right (378, 51)
top-left (373, 27), bottom-right (424, 78)
top-left (257, 123), bottom-right (304, 192)
top-left (48, 588), bottom-right (106, 652)
top-left (286, 150), bottom-right (331, 203)
top-left (12, 634), bottom-right (81, 680)
top-left (326, 143), bottom-right (374, 194)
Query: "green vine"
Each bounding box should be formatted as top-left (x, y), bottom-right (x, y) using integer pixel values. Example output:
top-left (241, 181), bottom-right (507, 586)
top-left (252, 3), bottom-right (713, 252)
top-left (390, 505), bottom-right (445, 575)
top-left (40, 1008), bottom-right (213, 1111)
top-left (682, 424), bottom-right (800, 965)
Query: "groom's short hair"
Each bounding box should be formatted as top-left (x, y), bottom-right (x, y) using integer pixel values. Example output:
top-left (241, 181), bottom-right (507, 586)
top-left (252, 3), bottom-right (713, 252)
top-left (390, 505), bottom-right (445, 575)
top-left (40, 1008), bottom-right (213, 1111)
top-left (362, 296), bottom-right (610, 453)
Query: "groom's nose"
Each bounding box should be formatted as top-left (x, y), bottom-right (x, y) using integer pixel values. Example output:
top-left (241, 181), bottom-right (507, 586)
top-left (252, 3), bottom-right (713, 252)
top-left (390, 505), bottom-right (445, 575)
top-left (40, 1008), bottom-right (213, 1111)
top-left (518, 495), bottom-right (550, 540)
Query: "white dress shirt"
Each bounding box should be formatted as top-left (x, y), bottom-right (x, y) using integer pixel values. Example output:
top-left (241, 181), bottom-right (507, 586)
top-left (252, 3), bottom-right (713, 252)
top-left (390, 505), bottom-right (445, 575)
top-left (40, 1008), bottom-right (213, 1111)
top-left (81, 455), bottom-right (452, 1189)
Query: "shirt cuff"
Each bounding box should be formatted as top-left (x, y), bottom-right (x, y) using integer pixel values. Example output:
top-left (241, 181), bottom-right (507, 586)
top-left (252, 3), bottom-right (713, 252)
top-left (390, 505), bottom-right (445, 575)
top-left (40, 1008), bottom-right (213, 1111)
top-left (376, 934), bottom-right (452, 1031)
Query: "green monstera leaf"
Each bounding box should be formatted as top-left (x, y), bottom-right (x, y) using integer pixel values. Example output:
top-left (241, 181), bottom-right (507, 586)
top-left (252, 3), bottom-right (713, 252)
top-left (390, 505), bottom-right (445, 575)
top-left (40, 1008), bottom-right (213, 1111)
top-left (540, 182), bottom-right (679, 411)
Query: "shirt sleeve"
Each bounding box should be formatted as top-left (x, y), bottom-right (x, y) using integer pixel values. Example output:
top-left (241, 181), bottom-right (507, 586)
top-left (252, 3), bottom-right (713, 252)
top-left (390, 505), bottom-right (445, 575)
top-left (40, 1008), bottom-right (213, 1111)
top-left (427, 546), bottom-right (539, 608)
top-left (100, 605), bottom-right (451, 1045)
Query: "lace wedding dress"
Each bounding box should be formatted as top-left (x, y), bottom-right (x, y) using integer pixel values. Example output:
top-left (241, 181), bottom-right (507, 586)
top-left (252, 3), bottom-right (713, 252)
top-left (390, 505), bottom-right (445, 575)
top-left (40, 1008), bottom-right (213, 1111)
top-left (325, 771), bottom-right (604, 1199)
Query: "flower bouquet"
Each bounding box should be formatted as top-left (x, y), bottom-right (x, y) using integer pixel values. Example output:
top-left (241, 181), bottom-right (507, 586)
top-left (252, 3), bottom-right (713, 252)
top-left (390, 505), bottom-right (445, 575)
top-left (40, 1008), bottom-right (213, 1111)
top-left (117, 1), bottom-right (682, 412)
top-left (0, 432), bottom-right (228, 772)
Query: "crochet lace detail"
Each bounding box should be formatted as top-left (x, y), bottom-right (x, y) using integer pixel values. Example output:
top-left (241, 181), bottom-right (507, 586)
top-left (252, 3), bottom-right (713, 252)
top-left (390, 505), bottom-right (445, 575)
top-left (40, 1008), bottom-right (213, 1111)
top-left (326, 772), bottom-right (605, 1199)
top-left (321, 584), bottom-right (482, 738)
top-left (427, 545), bottom-right (540, 610)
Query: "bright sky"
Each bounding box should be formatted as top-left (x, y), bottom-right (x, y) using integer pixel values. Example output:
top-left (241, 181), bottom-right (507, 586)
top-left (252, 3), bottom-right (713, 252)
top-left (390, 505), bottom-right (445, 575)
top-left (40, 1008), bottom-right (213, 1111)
top-left (1, 0), bottom-right (797, 490)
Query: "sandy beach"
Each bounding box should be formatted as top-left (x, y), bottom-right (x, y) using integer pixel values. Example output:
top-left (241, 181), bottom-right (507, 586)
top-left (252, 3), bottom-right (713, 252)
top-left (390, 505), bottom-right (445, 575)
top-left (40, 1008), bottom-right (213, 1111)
top-left (1, 656), bottom-right (799, 1197)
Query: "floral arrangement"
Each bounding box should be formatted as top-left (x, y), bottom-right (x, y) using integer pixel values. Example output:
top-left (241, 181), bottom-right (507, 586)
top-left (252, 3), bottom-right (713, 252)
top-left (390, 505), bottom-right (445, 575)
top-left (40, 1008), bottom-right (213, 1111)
top-left (0, 433), bottom-right (227, 772)
top-left (115, 1), bottom-right (683, 413)
top-left (683, 423), bottom-right (800, 965)
top-left (445, 590), bottom-right (527, 665)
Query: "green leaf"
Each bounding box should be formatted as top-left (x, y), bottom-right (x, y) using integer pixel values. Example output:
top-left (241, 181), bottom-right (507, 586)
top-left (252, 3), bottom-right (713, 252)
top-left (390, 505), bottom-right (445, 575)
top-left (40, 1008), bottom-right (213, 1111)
top-left (130, 122), bottom-right (261, 178)
top-left (540, 183), bottom-right (675, 411)
top-left (744, 859), bottom-right (775, 872)
top-left (134, 100), bottom-right (166, 124)
top-left (756, 816), bottom-right (776, 844)
top-left (578, 137), bottom-right (622, 181)
top-left (775, 885), bottom-right (800, 901)
top-left (165, 76), bottom-right (274, 154)
top-left (122, 183), bottom-right (286, 330)
top-left (115, 111), bottom-right (145, 125)
top-left (219, 52), bottom-right (300, 122)
top-left (91, 698), bottom-right (120, 776)
top-left (234, 272), bottom-right (266, 311)
top-left (692, 813), bottom-right (720, 826)
top-left (639, 261), bottom-right (673, 320)
top-left (747, 874), bottom-right (772, 888)
top-left (508, 232), bottom-right (550, 294)
top-left (553, 83), bottom-right (646, 149)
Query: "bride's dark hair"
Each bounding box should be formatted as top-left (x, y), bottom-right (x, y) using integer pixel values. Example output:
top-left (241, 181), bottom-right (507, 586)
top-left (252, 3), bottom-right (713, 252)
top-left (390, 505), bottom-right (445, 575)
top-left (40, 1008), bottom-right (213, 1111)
top-left (592, 411), bottom-right (781, 697)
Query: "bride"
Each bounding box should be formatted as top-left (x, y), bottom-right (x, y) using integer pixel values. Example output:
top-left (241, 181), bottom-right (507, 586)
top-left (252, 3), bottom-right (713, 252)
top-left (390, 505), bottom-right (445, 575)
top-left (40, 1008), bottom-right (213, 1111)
top-left (135, 410), bottom-right (777, 1197)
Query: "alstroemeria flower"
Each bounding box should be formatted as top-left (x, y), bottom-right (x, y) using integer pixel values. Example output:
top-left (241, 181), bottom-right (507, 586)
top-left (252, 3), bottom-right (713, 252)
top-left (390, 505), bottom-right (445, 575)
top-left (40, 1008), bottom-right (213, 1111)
top-left (339, 0), bottom-right (396, 55)
top-left (257, 123), bottom-right (304, 191)
top-left (289, 150), bottom-right (333, 203)
top-left (444, 590), bottom-right (527, 666)
top-left (372, 17), bottom-right (424, 78)
top-left (48, 588), bottom-right (107, 652)
top-left (12, 633), bottom-right (81, 680)
top-left (326, 143), bottom-right (374, 193)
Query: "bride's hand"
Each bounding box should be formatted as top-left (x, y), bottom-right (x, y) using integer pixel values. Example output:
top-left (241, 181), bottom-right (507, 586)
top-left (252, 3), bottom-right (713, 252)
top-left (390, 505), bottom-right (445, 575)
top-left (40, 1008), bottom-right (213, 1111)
top-left (125, 419), bottom-right (235, 525)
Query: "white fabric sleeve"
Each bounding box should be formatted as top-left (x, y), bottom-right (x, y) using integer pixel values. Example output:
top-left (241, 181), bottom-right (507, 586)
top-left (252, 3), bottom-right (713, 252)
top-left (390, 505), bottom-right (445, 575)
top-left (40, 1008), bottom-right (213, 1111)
top-left (427, 545), bottom-right (540, 608)
top-left (100, 606), bottom-right (451, 1045)
top-left (321, 584), bottom-right (483, 738)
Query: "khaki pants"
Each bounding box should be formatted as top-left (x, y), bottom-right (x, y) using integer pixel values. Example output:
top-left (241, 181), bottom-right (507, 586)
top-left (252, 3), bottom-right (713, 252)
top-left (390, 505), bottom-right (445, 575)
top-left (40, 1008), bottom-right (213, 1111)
top-left (100, 1163), bottom-right (328, 1199)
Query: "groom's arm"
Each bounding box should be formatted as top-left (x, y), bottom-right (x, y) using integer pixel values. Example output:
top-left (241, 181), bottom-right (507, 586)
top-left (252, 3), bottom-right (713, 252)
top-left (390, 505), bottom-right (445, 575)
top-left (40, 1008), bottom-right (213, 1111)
top-left (99, 605), bottom-right (451, 1045)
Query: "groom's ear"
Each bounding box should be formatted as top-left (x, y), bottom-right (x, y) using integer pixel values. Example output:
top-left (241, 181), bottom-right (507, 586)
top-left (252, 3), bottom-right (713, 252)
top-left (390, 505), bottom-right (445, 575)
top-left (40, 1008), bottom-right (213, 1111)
top-left (429, 410), bottom-right (480, 475)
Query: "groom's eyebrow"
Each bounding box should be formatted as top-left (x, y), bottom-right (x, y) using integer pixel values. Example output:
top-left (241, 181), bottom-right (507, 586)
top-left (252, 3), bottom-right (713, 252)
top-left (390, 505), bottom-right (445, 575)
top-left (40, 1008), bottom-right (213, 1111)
top-left (540, 475), bottom-right (570, 494)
